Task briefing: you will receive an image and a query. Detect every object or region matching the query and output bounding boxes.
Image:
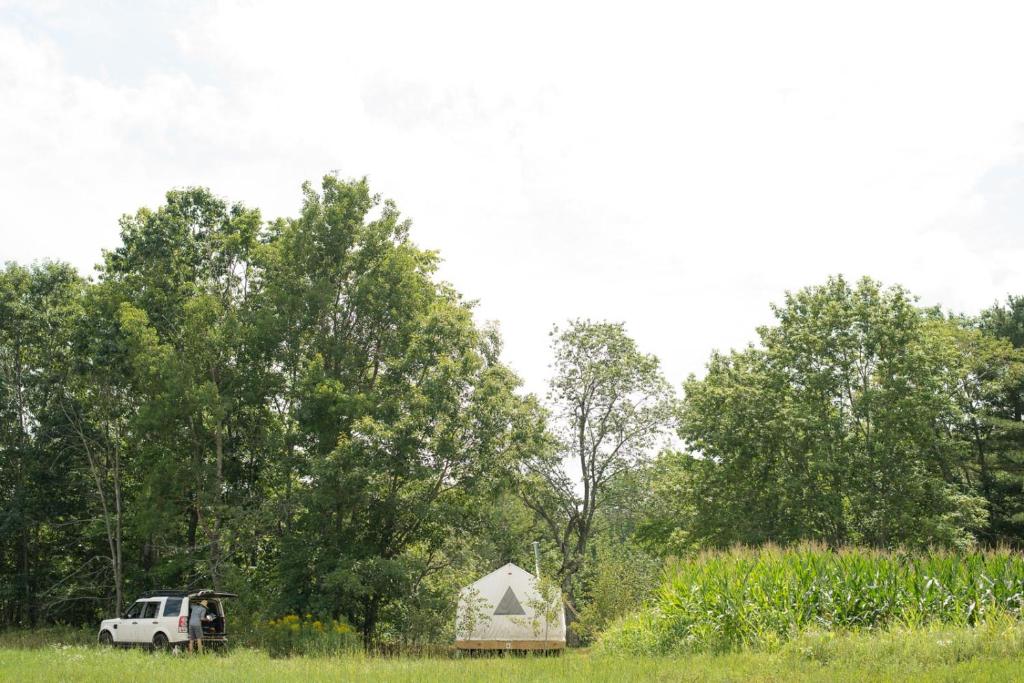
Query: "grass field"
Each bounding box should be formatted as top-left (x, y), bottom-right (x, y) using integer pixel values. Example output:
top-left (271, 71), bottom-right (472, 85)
top-left (5, 621), bottom-right (1024, 682)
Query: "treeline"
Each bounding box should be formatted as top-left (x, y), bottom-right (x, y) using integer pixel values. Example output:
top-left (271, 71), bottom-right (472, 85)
top-left (640, 280), bottom-right (1024, 553)
top-left (1, 178), bottom-right (547, 643)
top-left (2, 176), bottom-right (1023, 647)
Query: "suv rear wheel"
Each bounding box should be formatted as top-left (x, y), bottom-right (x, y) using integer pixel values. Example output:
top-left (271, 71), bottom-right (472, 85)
top-left (153, 632), bottom-right (169, 651)
top-left (99, 631), bottom-right (114, 647)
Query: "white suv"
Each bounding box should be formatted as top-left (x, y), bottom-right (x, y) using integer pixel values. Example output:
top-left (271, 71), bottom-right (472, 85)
top-left (97, 590), bottom-right (236, 650)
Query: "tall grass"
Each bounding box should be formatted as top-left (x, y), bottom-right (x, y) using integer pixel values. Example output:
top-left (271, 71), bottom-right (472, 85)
top-left (0, 624), bottom-right (94, 649)
top-left (241, 614), bottom-right (361, 657)
top-left (598, 543), bottom-right (1024, 655)
top-left (8, 624), bottom-right (1024, 683)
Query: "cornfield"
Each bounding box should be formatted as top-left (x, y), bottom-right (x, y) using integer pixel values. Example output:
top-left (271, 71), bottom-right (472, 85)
top-left (598, 544), bottom-right (1024, 655)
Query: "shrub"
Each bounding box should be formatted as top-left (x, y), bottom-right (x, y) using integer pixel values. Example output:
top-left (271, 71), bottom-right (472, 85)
top-left (573, 541), bottom-right (661, 644)
top-left (246, 614), bottom-right (360, 657)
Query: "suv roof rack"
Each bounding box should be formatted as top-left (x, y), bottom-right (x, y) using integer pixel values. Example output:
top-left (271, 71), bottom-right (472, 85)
top-left (137, 588), bottom-right (238, 599)
top-left (190, 590), bottom-right (238, 599)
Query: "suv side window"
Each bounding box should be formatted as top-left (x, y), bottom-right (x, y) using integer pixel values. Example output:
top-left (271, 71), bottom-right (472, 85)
top-left (125, 601), bottom-right (144, 619)
top-left (163, 597), bottom-right (183, 617)
top-left (143, 602), bottom-right (159, 619)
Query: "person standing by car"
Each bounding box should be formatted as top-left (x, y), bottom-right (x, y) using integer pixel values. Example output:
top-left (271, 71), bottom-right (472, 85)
top-left (187, 600), bottom-right (209, 654)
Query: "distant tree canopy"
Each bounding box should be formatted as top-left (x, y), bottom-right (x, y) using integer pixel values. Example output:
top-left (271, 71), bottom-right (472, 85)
top-left (639, 277), bottom-right (1024, 553)
top-left (3, 181), bottom-right (1024, 648)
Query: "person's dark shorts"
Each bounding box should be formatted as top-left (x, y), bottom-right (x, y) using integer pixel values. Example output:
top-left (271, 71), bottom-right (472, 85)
top-left (188, 623), bottom-right (203, 640)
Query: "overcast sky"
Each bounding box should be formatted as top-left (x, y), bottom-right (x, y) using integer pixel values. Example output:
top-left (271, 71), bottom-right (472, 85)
top-left (3, 1), bottom-right (1024, 395)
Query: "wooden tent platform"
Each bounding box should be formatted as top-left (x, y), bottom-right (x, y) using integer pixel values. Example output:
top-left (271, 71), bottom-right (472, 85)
top-left (455, 639), bottom-right (565, 651)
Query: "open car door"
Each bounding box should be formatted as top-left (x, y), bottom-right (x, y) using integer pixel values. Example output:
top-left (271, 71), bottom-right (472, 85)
top-left (188, 589), bottom-right (236, 644)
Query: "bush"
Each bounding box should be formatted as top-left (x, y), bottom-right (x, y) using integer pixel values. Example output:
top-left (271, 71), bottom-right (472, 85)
top-left (244, 614), bottom-right (360, 657)
top-left (597, 544), bottom-right (1024, 655)
top-left (573, 541), bottom-right (660, 644)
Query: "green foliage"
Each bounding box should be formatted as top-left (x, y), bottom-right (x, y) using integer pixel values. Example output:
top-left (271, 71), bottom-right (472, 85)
top-left (972, 296), bottom-right (1024, 542)
top-left (258, 177), bottom-right (542, 643)
top-left (244, 614), bottom-right (360, 657)
top-left (672, 276), bottom-right (1009, 549)
top-left (10, 176), bottom-right (1024, 660)
top-left (0, 177), bottom-right (544, 646)
top-left (518, 320), bottom-right (676, 638)
top-left (454, 587), bottom-right (492, 641)
top-left (572, 540), bottom-right (660, 643)
top-left (598, 544), bottom-right (1024, 655)
top-left (513, 576), bottom-right (563, 640)
top-left (0, 261), bottom-right (92, 625)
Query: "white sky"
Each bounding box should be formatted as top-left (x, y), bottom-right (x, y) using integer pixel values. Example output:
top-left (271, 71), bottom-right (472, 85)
top-left (2, 0), bottom-right (1024, 395)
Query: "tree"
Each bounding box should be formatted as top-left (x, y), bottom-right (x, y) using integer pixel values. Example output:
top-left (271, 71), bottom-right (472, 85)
top-left (516, 575), bottom-right (562, 642)
top-left (0, 178), bottom-right (551, 640)
top-left (100, 187), bottom-right (270, 591)
top-left (0, 262), bottom-right (88, 624)
top-left (60, 282), bottom-right (142, 615)
top-left (676, 276), bottom-right (988, 549)
top-left (970, 297), bottom-right (1024, 542)
top-left (518, 320), bottom-right (675, 639)
top-left (260, 176), bottom-right (542, 646)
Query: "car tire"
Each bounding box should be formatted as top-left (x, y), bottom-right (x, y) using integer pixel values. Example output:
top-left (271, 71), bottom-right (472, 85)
top-left (99, 631), bottom-right (114, 647)
top-left (153, 632), bottom-right (170, 651)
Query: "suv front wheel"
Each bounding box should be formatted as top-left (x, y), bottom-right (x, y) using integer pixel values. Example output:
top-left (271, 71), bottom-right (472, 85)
top-left (99, 631), bottom-right (114, 647)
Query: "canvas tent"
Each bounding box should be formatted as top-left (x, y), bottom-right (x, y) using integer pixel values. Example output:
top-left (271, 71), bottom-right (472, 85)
top-left (454, 562), bottom-right (566, 651)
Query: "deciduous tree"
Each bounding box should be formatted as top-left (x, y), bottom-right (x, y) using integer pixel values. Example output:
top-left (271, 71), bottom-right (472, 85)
top-left (519, 320), bottom-right (675, 639)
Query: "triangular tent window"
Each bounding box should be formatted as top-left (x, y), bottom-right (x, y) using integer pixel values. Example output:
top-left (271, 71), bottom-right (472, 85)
top-left (493, 587), bottom-right (526, 615)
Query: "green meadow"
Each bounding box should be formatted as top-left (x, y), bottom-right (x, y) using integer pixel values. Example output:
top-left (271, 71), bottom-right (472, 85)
top-left (6, 622), bottom-right (1024, 683)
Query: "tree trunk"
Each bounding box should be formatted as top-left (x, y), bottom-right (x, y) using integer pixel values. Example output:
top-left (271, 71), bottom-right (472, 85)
top-left (187, 499), bottom-right (198, 550)
top-left (76, 417), bottom-right (125, 616)
top-left (19, 527), bottom-right (32, 626)
top-left (13, 341), bottom-right (33, 626)
top-left (362, 596), bottom-right (380, 651)
top-left (209, 419), bottom-right (225, 589)
top-left (561, 575), bottom-right (579, 647)
top-left (113, 444), bottom-right (124, 615)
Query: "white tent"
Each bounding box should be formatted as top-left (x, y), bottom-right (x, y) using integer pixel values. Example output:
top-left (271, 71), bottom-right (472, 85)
top-left (454, 562), bottom-right (566, 651)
